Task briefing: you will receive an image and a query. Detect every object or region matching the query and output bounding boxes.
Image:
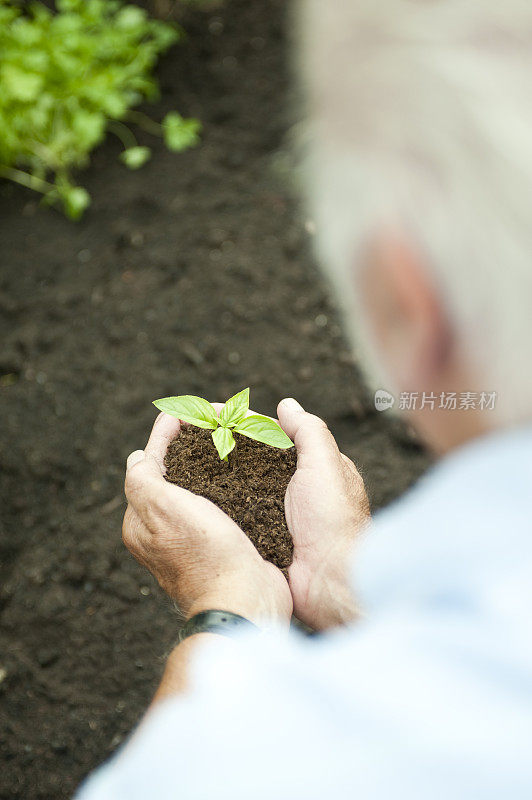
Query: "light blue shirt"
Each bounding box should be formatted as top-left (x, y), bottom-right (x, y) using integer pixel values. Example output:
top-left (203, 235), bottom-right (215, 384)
top-left (77, 428), bottom-right (532, 799)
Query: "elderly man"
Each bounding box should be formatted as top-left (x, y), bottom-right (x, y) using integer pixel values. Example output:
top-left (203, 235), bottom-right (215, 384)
top-left (78, 1), bottom-right (532, 797)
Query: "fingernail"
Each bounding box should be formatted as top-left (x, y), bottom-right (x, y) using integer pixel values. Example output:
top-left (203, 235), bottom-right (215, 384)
top-left (282, 397), bottom-right (304, 412)
top-left (127, 450), bottom-right (145, 469)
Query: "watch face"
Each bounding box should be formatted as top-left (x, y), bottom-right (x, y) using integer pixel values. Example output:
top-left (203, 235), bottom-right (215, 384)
top-left (178, 610), bottom-right (255, 643)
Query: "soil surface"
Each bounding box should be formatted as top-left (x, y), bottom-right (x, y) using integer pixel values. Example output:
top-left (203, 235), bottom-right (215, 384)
top-left (0, 1), bottom-right (432, 798)
top-left (165, 427), bottom-right (296, 573)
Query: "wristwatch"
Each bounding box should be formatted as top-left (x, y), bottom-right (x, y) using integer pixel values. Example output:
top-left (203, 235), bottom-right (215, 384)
top-left (177, 609), bottom-right (258, 643)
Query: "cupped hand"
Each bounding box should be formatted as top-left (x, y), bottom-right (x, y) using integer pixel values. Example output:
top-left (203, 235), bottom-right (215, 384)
top-left (122, 412), bottom-right (293, 628)
top-left (278, 398), bottom-right (371, 631)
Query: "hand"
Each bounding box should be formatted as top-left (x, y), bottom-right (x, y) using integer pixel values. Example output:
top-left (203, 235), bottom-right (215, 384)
top-left (277, 398), bottom-right (371, 631)
top-left (122, 412), bottom-right (293, 628)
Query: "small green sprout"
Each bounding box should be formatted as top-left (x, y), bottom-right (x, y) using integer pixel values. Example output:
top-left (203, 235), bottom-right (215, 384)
top-left (152, 388), bottom-right (293, 461)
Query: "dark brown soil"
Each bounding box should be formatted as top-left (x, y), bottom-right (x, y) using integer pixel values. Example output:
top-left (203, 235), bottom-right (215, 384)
top-left (0, 1), bottom-right (432, 798)
top-left (165, 428), bottom-right (296, 572)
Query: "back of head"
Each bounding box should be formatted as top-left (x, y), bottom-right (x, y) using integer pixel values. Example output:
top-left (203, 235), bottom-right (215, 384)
top-left (299, 0), bottom-right (532, 426)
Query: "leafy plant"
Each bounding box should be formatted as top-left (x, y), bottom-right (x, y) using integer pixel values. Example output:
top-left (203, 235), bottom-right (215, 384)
top-left (153, 388), bottom-right (293, 460)
top-left (0, 0), bottom-right (201, 219)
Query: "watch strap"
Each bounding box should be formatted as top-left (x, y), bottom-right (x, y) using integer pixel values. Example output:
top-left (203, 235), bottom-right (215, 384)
top-left (177, 609), bottom-right (258, 643)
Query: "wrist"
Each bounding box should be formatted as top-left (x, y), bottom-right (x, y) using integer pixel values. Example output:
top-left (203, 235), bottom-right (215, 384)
top-left (152, 634), bottom-right (219, 704)
top-left (307, 571), bottom-right (359, 630)
top-left (292, 540), bottom-right (359, 630)
top-left (186, 569), bottom-right (292, 630)
top-left (187, 597), bottom-right (291, 630)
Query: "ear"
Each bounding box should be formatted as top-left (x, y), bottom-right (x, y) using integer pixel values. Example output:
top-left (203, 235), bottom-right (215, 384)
top-left (360, 233), bottom-right (452, 390)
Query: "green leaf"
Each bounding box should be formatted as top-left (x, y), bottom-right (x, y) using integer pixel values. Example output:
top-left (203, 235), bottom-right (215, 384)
top-left (152, 396), bottom-right (218, 429)
top-left (56, 0), bottom-right (82, 12)
top-left (234, 415), bottom-right (293, 449)
top-left (120, 146), bottom-right (151, 169)
top-left (219, 387), bottom-right (249, 428)
top-left (116, 6), bottom-right (147, 29)
top-left (61, 186), bottom-right (91, 220)
top-left (162, 112), bottom-right (201, 152)
top-left (72, 110), bottom-right (106, 151)
top-left (212, 426), bottom-right (236, 460)
top-left (1, 65), bottom-right (43, 101)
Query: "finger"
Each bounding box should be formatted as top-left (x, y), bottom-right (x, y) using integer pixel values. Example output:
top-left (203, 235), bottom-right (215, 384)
top-left (125, 449), bottom-right (211, 532)
top-left (144, 412), bottom-right (182, 470)
top-left (122, 503), bottom-right (151, 558)
top-left (341, 452), bottom-right (358, 471)
top-left (125, 450), bottom-right (169, 520)
top-left (277, 398), bottom-right (340, 469)
top-left (127, 449), bottom-right (145, 470)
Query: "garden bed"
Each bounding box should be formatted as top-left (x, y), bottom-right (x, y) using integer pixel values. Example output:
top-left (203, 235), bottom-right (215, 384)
top-left (0, 1), bottom-right (431, 797)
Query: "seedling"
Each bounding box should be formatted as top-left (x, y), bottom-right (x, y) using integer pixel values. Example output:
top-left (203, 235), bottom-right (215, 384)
top-left (153, 388), bottom-right (293, 461)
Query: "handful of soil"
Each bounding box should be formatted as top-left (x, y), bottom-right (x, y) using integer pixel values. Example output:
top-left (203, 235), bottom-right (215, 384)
top-left (164, 427), bottom-right (297, 573)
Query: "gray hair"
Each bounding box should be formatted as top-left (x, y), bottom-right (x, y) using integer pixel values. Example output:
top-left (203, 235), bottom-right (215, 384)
top-left (299, 0), bottom-right (532, 424)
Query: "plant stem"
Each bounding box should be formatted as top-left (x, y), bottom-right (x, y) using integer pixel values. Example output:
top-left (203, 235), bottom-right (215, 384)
top-left (125, 110), bottom-right (163, 137)
top-left (0, 165), bottom-right (54, 195)
top-left (107, 120), bottom-right (138, 150)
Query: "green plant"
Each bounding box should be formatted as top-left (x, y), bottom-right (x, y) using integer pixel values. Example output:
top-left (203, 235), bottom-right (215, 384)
top-left (0, 0), bottom-right (201, 219)
top-left (153, 388), bottom-right (293, 460)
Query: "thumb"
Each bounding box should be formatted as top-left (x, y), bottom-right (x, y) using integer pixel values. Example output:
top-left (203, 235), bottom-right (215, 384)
top-left (124, 450), bottom-right (168, 514)
top-left (277, 398), bottom-right (340, 469)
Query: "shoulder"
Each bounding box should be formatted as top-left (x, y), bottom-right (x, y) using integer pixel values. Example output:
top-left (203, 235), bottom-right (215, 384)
top-left (76, 618), bottom-right (532, 800)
